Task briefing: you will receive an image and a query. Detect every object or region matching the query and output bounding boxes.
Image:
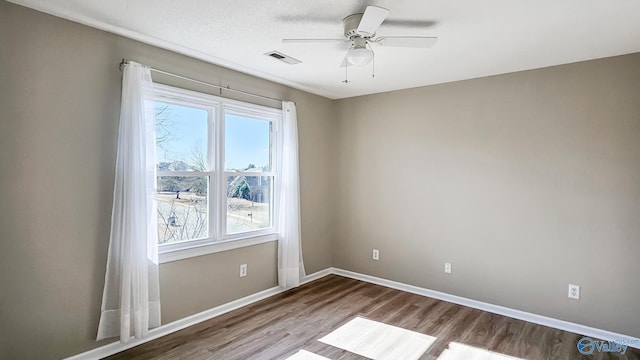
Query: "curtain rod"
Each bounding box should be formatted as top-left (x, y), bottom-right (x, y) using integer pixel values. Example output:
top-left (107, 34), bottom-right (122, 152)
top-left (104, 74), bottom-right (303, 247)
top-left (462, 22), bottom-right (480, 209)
top-left (119, 59), bottom-right (290, 104)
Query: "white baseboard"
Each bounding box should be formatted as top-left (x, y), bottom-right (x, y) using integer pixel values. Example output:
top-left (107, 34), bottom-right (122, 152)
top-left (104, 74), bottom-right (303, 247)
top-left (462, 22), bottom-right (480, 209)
top-left (66, 267), bottom-right (639, 359)
top-left (331, 268), bottom-right (640, 350)
top-left (65, 286), bottom-right (283, 359)
top-left (301, 267), bottom-right (333, 285)
top-left (66, 269), bottom-right (330, 360)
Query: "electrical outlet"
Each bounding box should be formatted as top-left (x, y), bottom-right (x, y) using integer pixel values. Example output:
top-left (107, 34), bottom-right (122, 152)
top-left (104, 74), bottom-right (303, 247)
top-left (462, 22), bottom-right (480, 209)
top-left (444, 262), bottom-right (452, 274)
top-left (240, 263), bottom-right (247, 277)
top-left (568, 284), bottom-right (580, 299)
top-left (372, 249), bottom-right (380, 260)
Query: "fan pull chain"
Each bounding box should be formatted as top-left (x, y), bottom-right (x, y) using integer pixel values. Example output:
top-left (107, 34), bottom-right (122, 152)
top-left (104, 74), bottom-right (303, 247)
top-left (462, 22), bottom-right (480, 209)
top-left (343, 62), bottom-right (350, 83)
top-left (343, 47), bottom-right (351, 83)
top-left (367, 42), bottom-right (375, 79)
top-left (372, 51), bottom-right (375, 78)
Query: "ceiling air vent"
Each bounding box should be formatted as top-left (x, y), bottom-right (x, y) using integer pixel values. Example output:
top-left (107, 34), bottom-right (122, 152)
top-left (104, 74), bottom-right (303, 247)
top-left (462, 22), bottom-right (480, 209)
top-left (264, 51), bottom-right (301, 65)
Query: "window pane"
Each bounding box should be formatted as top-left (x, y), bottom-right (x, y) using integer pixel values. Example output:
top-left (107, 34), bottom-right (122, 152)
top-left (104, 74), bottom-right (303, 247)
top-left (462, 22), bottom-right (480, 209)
top-left (225, 114), bottom-right (271, 171)
top-left (226, 176), bottom-right (272, 234)
top-left (157, 176), bottom-right (209, 244)
top-left (155, 102), bottom-right (209, 171)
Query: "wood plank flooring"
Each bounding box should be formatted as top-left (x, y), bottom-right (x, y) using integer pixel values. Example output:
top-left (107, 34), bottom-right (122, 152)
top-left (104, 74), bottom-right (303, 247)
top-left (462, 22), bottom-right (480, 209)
top-left (105, 275), bottom-right (639, 360)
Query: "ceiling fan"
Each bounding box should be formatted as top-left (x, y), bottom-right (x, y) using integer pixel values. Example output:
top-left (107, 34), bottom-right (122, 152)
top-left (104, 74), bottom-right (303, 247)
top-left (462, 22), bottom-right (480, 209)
top-left (282, 6), bottom-right (438, 70)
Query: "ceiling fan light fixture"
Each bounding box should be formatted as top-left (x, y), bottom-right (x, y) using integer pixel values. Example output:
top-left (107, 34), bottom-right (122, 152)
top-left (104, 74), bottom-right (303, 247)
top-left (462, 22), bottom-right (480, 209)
top-left (347, 47), bottom-right (373, 66)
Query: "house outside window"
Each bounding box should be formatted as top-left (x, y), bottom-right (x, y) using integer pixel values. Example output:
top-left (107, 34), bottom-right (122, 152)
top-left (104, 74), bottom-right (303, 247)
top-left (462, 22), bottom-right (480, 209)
top-left (150, 84), bottom-right (281, 262)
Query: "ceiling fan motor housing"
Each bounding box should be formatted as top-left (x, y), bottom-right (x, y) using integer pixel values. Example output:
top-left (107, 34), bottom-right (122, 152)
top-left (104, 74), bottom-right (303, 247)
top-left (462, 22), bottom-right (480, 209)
top-left (343, 13), bottom-right (371, 39)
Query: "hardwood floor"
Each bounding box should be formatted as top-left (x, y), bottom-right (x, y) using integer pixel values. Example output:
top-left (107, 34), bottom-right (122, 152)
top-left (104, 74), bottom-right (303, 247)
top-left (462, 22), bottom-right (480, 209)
top-left (106, 275), bottom-right (639, 360)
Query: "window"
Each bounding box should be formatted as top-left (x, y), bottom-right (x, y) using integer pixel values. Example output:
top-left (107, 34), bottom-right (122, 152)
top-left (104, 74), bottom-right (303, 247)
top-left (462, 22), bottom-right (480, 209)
top-left (155, 102), bottom-right (210, 244)
top-left (150, 84), bottom-right (281, 261)
top-left (225, 113), bottom-right (274, 234)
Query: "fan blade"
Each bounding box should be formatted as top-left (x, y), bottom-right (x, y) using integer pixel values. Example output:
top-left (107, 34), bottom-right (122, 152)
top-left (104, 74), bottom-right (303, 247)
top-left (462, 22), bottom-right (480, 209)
top-left (376, 36), bottom-right (438, 48)
top-left (340, 55), bottom-right (349, 68)
top-left (382, 19), bottom-right (438, 28)
top-left (357, 6), bottom-right (389, 37)
top-left (283, 38), bottom-right (347, 43)
top-left (339, 47), bottom-right (352, 68)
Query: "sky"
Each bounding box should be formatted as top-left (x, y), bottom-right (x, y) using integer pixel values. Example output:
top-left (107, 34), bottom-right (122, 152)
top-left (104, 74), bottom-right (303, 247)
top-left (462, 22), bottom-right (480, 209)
top-left (155, 102), bottom-right (271, 171)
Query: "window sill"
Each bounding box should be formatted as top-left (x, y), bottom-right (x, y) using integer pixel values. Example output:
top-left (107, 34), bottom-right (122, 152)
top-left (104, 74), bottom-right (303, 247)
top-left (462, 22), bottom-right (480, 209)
top-left (158, 233), bottom-right (278, 264)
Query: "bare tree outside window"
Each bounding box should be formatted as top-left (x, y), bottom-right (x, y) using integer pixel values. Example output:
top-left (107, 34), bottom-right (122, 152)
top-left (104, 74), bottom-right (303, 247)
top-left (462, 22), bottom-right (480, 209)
top-left (149, 88), bottom-right (278, 247)
top-left (154, 102), bottom-right (209, 244)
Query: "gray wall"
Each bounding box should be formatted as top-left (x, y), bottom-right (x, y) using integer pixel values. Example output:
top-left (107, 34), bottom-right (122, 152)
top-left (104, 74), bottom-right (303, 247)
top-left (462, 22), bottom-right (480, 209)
top-left (334, 53), bottom-right (640, 338)
top-left (2, 1), bottom-right (640, 359)
top-left (0, 2), bottom-right (335, 359)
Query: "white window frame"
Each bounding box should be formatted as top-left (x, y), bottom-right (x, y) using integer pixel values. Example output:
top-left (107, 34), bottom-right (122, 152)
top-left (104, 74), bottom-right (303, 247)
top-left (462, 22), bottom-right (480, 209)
top-left (149, 83), bottom-right (281, 263)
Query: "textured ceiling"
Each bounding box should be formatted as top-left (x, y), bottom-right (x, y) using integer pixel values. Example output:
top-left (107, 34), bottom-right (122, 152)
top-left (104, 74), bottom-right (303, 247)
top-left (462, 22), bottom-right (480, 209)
top-left (9, 0), bottom-right (640, 99)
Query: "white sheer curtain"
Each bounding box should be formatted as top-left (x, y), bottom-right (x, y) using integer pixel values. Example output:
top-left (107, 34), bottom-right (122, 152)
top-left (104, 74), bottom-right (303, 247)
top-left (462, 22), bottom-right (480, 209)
top-left (277, 101), bottom-right (306, 289)
top-left (97, 61), bottom-right (161, 342)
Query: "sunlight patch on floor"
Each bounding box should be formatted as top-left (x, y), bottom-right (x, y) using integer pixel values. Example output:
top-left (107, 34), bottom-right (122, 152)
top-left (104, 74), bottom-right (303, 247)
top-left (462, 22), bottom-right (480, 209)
top-left (438, 342), bottom-right (524, 360)
top-left (284, 349), bottom-right (331, 360)
top-left (318, 316), bottom-right (436, 360)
